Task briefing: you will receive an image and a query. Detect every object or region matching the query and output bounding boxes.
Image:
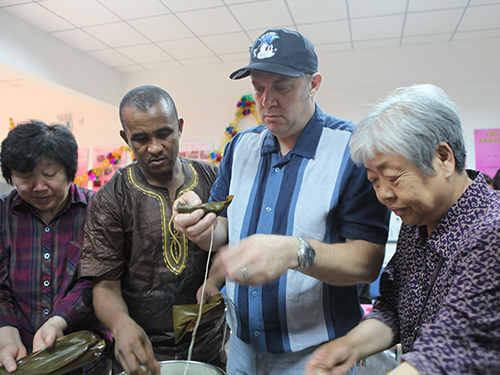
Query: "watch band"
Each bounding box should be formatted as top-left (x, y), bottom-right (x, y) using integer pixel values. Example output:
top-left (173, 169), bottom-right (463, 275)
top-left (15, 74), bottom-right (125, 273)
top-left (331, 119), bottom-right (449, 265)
top-left (295, 237), bottom-right (316, 271)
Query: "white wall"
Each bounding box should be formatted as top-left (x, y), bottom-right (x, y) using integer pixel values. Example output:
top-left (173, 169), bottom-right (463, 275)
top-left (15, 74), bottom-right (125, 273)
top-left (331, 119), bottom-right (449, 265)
top-left (123, 37), bottom-right (500, 171)
top-left (0, 8), bottom-right (123, 108)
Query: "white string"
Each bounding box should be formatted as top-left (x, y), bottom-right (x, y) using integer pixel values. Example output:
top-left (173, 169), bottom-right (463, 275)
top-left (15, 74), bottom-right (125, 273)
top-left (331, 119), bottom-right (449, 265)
top-left (182, 224), bottom-right (214, 375)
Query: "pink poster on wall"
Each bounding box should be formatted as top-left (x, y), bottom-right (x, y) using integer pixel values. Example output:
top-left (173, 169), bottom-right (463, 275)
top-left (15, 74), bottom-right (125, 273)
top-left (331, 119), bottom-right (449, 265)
top-left (475, 129), bottom-right (500, 178)
top-left (75, 148), bottom-right (88, 187)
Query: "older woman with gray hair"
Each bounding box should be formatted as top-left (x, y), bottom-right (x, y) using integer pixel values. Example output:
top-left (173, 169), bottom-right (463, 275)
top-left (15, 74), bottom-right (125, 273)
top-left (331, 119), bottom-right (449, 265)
top-left (305, 84), bottom-right (500, 375)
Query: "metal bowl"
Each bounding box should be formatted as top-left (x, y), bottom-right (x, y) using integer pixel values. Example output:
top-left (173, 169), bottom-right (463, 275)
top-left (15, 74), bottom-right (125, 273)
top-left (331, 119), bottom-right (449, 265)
top-left (118, 360), bottom-right (226, 375)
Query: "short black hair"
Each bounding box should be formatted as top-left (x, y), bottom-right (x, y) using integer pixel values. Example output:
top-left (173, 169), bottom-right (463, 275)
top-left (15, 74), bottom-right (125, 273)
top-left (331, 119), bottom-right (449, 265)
top-left (119, 85), bottom-right (178, 128)
top-left (1, 120), bottom-right (78, 185)
top-left (484, 174), bottom-right (492, 185)
top-left (492, 169), bottom-right (500, 190)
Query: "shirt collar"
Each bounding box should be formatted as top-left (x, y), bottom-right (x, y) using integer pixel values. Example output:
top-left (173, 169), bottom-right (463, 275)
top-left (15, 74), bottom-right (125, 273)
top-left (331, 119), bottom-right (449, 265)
top-left (260, 103), bottom-right (324, 160)
top-left (416, 170), bottom-right (483, 259)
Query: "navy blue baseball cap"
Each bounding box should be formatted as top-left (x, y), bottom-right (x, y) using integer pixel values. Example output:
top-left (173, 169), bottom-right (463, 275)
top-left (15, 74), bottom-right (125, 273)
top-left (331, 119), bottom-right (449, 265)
top-left (230, 28), bottom-right (318, 80)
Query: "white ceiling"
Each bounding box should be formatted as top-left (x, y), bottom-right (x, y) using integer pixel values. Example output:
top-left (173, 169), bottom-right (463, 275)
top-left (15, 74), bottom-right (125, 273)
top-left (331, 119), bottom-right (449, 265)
top-left (1, 0), bottom-right (500, 87)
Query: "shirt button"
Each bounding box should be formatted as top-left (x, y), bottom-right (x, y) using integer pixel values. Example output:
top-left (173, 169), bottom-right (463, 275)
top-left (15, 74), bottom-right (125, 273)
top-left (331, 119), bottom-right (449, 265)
top-left (414, 325), bottom-right (420, 332)
top-left (274, 168), bottom-right (280, 173)
top-left (43, 280), bottom-right (50, 287)
top-left (43, 309), bottom-right (50, 315)
top-left (44, 253), bottom-right (50, 260)
top-left (45, 227), bottom-right (50, 232)
top-left (254, 331), bottom-right (260, 337)
top-left (265, 206), bottom-right (272, 212)
top-left (252, 291), bottom-right (258, 297)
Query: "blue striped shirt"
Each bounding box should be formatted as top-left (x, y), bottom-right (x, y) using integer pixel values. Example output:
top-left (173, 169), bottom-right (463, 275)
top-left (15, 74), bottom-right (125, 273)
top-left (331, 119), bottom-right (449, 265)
top-left (211, 105), bottom-right (390, 353)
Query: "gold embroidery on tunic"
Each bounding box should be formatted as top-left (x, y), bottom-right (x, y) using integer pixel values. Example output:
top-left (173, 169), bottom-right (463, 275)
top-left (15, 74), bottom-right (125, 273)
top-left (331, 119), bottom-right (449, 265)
top-left (128, 164), bottom-right (199, 275)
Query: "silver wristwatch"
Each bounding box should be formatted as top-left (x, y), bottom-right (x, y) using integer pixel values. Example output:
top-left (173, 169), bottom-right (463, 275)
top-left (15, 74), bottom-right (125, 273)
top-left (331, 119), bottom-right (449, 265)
top-left (295, 237), bottom-right (316, 271)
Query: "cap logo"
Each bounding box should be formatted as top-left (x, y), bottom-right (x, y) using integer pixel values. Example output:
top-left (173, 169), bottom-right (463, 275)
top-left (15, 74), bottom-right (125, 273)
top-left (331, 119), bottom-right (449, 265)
top-left (253, 32), bottom-right (280, 60)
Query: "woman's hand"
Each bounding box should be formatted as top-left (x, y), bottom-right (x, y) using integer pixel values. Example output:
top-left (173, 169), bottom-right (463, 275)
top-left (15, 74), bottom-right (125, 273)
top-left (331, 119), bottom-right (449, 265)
top-left (32, 316), bottom-right (68, 352)
top-left (0, 326), bottom-right (27, 373)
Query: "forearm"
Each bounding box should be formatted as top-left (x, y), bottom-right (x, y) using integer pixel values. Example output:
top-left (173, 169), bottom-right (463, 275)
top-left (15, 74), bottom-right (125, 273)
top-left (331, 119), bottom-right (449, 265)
top-left (389, 362), bottom-right (420, 375)
top-left (195, 217), bottom-right (229, 252)
top-left (93, 278), bottom-right (131, 334)
top-left (344, 318), bottom-right (395, 360)
top-left (303, 239), bottom-right (385, 285)
top-left (206, 257), bottom-right (226, 289)
top-left (51, 278), bottom-right (93, 330)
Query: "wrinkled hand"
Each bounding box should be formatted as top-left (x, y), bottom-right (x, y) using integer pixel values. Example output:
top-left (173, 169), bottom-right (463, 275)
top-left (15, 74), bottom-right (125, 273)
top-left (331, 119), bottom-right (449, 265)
top-left (113, 318), bottom-right (160, 375)
top-left (32, 316), bottom-right (67, 353)
top-left (0, 326), bottom-right (27, 373)
top-left (215, 234), bottom-right (299, 286)
top-left (173, 191), bottom-right (218, 244)
top-left (304, 337), bottom-right (359, 375)
top-left (196, 279), bottom-right (221, 304)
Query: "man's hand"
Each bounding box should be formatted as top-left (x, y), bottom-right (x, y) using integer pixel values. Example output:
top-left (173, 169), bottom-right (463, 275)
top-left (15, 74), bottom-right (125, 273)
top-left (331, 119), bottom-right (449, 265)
top-left (112, 317), bottom-right (160, 375)
top-left (215, 234), bottom-right (299, 286)
top-left (197, 279), bottom-right (221, 304)
top-left (32, 316), bottom-right (67, 352)
top-left (0, 326), bottom-right (27, 373)
top-left (173, 191), bottom-right (218, 244)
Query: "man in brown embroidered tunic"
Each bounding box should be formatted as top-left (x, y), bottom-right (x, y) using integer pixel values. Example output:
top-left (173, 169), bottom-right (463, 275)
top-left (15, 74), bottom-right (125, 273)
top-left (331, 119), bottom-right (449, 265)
top-left (78, 86), bottom-right (226, 375)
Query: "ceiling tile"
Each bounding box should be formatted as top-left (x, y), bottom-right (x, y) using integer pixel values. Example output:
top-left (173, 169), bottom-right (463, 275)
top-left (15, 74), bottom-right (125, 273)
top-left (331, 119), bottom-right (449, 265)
top-left (402, 33), bottom-right (452, 45)
top-left (230, 0), bottom-right (292, 30)
top-left (116, 65), bottom-right (147, 73)
top-left (157, 38), bottom-right (214, 59)
top-left (459, 3), bottom-right (500, 30)
top-left (219, 52), bottom-right (250, 62)
top-left (84, 22), bottom-right (150, 47)
top-left (408, 0), bottom-right (469, 12)
top-left (159, 0), bottom-right (224, 12)
top-left (469, 0), bottom-right (500, 4)
top-left (0, 0), bottom-right (34, 5)
top-left (51, 29), bottom-right (108, 51)
top-left (404, 9), bottom-right (463, 36)
top-left (87, 49), bottom-right (135, 67)
top-left (117, 43), bottom-right (173, 64)
top-left (4, 2), bottom-right (74, 32)
top-left (223, 0), bottom-right (267, 4)
top-left (348, 0), bottom-right (407, 18)
top-left (176, 7), bottom-right (241, 36)
top-left (351, 14), bottom-right (405, 40)
top-left (142, 60), bottom-right (183, 70)
top-left (287, 0), bottom-right (347, 24)
top-left (98, 0), bottom-right (170, 20)
top-left (41, 0), bottom-right (120, 27)
top-left (315, 42), bottom-right (352, 53)
top-left (353, 38), bottom-right (400, 49)
top-left (179, 55), bottom-right (221, 66)
top-left (129, 14), bottom-right (194, 42)
top-left (453, 28), bottom-right (500, 40)
top-left (201, 32), bottom-right (253, 55)
top-left (298, 21), bottom-right (351, 45)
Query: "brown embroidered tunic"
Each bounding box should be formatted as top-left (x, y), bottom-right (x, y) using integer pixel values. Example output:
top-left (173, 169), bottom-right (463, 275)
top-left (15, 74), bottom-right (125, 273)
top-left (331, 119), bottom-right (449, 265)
top-left (79, 157), bottom-right (226, 367)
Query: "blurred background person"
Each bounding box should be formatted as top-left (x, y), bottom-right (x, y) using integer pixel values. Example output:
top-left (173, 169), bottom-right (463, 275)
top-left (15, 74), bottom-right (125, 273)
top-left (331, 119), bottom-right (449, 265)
top-left (483, 173), bottom-right (492, 188)
top-left (491, 169), bottom-right (500, 190)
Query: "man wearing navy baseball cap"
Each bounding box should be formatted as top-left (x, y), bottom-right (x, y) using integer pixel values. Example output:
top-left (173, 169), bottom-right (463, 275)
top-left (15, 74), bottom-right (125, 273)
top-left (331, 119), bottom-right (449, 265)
top-left (174, 28), bottom-right (390, 374)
